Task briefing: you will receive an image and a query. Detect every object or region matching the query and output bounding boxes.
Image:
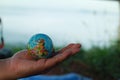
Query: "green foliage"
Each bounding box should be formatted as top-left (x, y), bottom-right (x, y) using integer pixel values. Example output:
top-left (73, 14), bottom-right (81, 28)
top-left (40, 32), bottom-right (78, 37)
top-left (58, 41), bottom-right (120, 79)
top-left (69, 41), bottom-right (120, 79)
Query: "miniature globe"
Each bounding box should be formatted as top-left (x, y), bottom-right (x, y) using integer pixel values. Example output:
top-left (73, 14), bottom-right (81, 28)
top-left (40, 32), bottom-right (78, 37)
top-left (27, 33), bottom-right (54, 59)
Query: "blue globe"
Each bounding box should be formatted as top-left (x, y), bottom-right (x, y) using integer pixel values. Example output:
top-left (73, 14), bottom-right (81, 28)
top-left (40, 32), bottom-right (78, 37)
top-left (27, 33), bottom-right (54, 59)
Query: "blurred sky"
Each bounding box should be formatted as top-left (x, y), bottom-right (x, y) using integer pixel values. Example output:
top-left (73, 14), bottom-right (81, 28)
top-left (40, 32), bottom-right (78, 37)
top-left (0, 0), bottom-right (119, 48)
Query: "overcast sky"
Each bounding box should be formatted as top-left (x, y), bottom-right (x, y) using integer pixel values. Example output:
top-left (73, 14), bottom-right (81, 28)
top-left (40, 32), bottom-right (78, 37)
top-left (0, 0), bottom-right (118, 12)
top-left (0, 0), bottom-right (119, 48)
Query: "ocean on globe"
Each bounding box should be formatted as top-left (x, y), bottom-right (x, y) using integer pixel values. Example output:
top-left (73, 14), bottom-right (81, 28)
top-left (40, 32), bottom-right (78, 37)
top-left (27, 33), bottom-right (54, 59)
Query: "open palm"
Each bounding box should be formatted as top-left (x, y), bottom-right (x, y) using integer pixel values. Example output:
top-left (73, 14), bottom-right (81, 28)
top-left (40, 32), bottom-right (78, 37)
top-left (9, 43), bottom-right (81, 79)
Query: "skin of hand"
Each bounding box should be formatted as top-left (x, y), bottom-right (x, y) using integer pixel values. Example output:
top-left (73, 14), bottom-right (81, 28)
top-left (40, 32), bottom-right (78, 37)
top-left (0, 43), bottom-right (81, 80)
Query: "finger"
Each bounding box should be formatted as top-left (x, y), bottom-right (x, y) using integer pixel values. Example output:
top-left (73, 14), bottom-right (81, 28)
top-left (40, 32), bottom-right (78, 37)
top-left (52, 43), bottom-right (75, 57)
top-left (44, 44), bottom-right (81, 68)
top-left (58, 43), bottom-right (75, 53)
top-left (70, 43), bottom-right (81, 55)
top-left (57, 43), bottom-right (81, 55)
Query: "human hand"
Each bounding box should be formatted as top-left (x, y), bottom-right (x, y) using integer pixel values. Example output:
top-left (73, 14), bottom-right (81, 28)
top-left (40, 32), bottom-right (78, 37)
top-left (2, 43), bottom-right (81, 79)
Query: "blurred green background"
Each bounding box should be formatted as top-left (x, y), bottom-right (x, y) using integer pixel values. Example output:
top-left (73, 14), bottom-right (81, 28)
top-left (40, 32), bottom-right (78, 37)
top-left (0, 0), bottom-right (120, 80)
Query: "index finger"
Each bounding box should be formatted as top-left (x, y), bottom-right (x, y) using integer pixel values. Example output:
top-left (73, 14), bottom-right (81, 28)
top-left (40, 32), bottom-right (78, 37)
top-left (44, 44), bottom-right (81, 68)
